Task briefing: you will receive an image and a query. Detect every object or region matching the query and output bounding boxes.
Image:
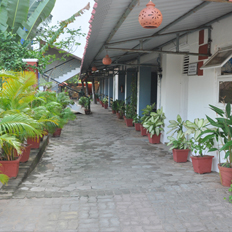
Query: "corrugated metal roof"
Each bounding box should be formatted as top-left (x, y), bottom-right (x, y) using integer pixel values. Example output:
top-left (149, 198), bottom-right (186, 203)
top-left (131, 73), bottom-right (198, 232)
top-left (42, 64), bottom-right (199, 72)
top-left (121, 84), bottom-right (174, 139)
top-left (81, 0), bottom-right (232, 74)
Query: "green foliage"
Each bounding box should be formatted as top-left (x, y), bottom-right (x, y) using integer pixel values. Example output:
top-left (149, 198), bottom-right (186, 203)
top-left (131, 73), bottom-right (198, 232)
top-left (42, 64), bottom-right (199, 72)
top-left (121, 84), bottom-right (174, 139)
top-left (125, 104), bottom-right (136, 119)
top-left (57, 92), bottom-right (74, 109)
top-left (229, 184), bottom-right (232, 203)
top-left (167, 114), bottom-right (185, 137)
top-left (143, 107), bottom-right (166, 137)
top-left (133, 114), bottom-right (141, 124)
top-left (112, 100), bottom-right (118, 111)
top-left (167, 131), bottom-right (191, 150)
top-left (84, 97), bottom-right (90, 110)
top-left (0, 172), bottom-right (9, 185)
top-left (117, 100), bottom-right (125, 116)
top-left (102, 97), bottom-right (108, 104)
top-left (78, 97), bottom-right (87, 107)
top-left (200, 103), bottom-right (232, 166)
top-left (141, 102), bottom-right (156, 124)
top-left (0, 0), bottom-right (56, 42)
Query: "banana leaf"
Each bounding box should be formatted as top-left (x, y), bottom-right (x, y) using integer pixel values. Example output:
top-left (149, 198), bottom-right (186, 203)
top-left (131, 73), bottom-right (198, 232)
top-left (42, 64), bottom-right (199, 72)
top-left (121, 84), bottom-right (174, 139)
top-left (17, 0), bottom-right (56, 40)
top-left (7, 0), bottom-right (29, 34)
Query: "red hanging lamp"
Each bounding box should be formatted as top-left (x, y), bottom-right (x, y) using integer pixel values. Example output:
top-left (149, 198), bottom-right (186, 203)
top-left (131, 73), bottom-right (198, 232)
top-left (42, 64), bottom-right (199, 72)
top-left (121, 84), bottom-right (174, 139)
top-left (92, 66), bottom-right (97, 71)
top-left (138, 1), bottom-right (163, 29)
top-left (102, 54), bottom-right (112, 65)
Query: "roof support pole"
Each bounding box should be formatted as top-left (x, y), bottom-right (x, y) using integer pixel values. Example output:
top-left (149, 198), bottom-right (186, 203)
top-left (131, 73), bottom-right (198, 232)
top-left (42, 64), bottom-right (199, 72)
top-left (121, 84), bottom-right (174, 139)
top-left (106, 47), bottom-right (209, 57)
top-left (176, 33), bottom-right (180, 53)
top-left (156, 10), bottom-right (232, 51)
top-left (91, 0), bottom-right (139, 66)
top-left (208, 28), bottom-right (212, 56)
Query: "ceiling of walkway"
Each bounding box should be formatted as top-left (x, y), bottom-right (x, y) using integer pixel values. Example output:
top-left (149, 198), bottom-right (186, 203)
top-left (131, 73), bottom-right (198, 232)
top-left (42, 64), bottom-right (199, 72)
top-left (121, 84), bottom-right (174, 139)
top-left (81, 0), bottom-right (232, 74)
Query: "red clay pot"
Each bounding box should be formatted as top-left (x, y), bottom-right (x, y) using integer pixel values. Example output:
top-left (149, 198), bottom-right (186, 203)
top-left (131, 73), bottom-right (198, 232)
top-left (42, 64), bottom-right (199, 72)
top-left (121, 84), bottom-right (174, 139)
top-left (116, 112), bottom-right (123, 119)
top-left (135, 123), bottom-right (141, 131)
top-left (85, 109), bottom-right (91, 115)
top-left (191, 155), bottom-right (214, 174)
top-left (148, 133), bottom-right (161, 144)
top-left (123, 116), bottom-right (126, 122)
top-left (97, 98), bottom-right (99, 102)
top-left (140, 125), bottom-right (147, 136)
top-left (104, 104), bottom-right (108, 109)
top-left (27, 137), bottom-right (40, 149)
top-left (53, 128), bottom-right (62, 137)
top-left (0, 156), bottom-right (21, 178)
top-left (172, 149), bottom-right (189, 163)
top-left (102, 103), bottom-right (105, 108)
top-left (218, 164), bottom-right (232, 187)
top-left (18, 144), bottom-right (32, 163)
top-left (112, 110), bottom-right (116, 114)
top-left (125, 118), bottom-right (133, 127)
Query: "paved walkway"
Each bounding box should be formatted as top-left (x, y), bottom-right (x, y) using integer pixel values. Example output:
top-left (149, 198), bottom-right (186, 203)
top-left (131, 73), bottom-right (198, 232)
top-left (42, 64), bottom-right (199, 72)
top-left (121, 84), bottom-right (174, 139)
top-left (0, 104), bottom-right (232, 232)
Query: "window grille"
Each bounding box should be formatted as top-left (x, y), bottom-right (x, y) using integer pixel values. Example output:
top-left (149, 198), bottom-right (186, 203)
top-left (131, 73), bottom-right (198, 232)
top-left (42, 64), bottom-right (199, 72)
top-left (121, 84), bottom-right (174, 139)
top-left (183, 55), bottom-right (189, 74)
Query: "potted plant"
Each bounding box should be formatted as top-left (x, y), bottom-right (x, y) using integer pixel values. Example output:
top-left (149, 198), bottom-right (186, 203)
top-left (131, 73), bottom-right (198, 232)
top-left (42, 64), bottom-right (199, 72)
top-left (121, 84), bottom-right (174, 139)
top-left (199, 103), bottom-right (232, 186)
top-left (185, 118), bottom-right (214, 174)
top-left (78, 96), bottom-right (87, 108)
top-left (84, 97), bottom-right (91, 115)
top-left (140, 103), bottom-right (156, 136)
top-left (116, 100), bottom-right (125, 119)
top-left (125, 104), bottom-right (136, 127)
top-left (167, 115), bottom-right (190, 163)
top-left (133, 115), bottom-right (142, 131)
top-left (111, 100), bottom-right (117, 114)
top-left (95, 93), bottom-right (99, 102)
top-left (143, 107), bottom-right (166, 144)
top-left (102, 97), bottom-right (108, 109)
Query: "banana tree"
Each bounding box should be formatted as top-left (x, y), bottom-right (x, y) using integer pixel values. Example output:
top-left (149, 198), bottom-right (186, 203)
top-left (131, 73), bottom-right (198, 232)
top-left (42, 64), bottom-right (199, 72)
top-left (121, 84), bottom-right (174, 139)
top-left (0, 0), bottom-right (56, 42)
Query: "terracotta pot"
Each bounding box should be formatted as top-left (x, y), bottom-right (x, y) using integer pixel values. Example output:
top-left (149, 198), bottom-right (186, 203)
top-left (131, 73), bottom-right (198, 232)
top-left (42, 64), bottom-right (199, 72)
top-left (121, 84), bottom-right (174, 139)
top-left (27, 137), bottom-right (40, 149)
top-left (112, 110), bottom-right (116, 114)
top-left (123, 116), bottom-right (126, 122)
top-left (85, 109), bottom-right (91, 115)
top-left (125, 118), bottom-right (133, 127)
top-left (104, 104), bottom-right (108, 109)
top-left (218, 164), bottom-right (232, 187)
top-left (53, 128), bottom-right (62, 137)
top-left (97, 98), bottom-right (99, 102)
top-left (172, 149), bottom-right (189, 163)
top-left (138, 1), bottom-right (163, 29)
top-left (140, 125), bottom-right (147, 136)
top-left (19, 144), bottom-right (32, 163)
top-left (148, 133), bottom-right (161, 144)
top-left (0, 156), bottom-right (21, 178)
top-left (116, 112), bottom-right (123, 119)
top-left (102, 103), bottom-right (105, 108)
top-left (102, 54), bottom-right (112, 65)
top-left (135, 123), bottom-right (141, 131)
top-left (191, 155), bottom-right (214, 174)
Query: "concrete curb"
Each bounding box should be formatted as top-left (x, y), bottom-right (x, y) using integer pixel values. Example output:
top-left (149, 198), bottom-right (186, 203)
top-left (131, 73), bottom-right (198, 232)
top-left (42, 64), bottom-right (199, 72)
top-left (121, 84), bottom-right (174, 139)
top-left (0, 136), bottom-right (49, 199)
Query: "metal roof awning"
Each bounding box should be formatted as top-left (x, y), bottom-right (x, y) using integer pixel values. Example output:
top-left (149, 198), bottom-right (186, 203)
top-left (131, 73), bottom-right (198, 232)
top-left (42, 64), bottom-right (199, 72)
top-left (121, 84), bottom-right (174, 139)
top-left (81, 0), bottom-right (232, 78)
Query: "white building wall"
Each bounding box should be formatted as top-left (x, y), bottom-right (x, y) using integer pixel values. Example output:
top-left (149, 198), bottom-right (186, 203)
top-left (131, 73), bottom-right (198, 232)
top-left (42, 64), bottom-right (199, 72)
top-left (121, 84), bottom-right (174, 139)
top-left (160, 15), bottom-right (232, 172)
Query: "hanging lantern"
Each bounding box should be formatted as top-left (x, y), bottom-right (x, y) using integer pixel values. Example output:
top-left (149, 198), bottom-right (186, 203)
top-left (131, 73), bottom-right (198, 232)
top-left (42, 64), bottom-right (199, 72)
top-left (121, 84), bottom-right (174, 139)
top-left (138, 1), bottom-right (163, 29)
top-left (102, 55), bottom-right (112, 65)
top-left (92, 66), bottom-right (97, 71)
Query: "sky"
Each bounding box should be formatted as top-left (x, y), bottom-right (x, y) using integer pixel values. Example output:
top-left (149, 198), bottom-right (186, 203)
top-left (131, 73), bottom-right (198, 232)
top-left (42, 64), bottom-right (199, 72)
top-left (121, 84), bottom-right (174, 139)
top-left (50, 0), bottom-right (95, 58)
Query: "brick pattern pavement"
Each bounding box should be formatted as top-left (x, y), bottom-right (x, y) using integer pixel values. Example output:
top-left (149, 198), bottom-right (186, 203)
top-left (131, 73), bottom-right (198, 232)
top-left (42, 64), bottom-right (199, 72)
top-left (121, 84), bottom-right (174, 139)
top-left (0, 104), bottom-right (232, 232)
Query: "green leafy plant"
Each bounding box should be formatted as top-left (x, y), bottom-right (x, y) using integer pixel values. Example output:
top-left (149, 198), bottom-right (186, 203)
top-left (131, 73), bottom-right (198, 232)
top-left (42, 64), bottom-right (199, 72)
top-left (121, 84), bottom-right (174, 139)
top-left (200, 103), bottom-right (232, 167)
top-left (125, 104), bottom-right (136, 119)
top-left (184, 118), bottom-right (214, 156)
top-left (112, 100), bottom-right (118, 111)
top-left (117, 100), bottom-right (125, 116)
top-left (141, 102), bottom-right (156, 125)
top-left (133, 114), bottom-right (141, 124)
top-left (167, 114), bottom-right (190, 150)
top-left (167, 131), bottom-right (191, 150)
top-left (102, 97), bottom-right (108, 104)
top-left (78, 97), bottom-right (87, 107)
top-left (143, 107), bottom-right (166, 137)
top-left (84, 97), bottom-right (91, 110)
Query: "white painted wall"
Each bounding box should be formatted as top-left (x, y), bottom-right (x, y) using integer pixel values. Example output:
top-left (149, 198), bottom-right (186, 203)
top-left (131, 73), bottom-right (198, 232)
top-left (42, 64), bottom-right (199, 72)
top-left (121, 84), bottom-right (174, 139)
top-left (160, 15), bottom-right (232, 172)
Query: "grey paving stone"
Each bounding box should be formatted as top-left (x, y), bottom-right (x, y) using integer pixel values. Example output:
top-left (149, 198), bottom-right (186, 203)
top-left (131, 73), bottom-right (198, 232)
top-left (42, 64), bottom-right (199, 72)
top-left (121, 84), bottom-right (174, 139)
top-left (0, 104), bottom-right (231, 232)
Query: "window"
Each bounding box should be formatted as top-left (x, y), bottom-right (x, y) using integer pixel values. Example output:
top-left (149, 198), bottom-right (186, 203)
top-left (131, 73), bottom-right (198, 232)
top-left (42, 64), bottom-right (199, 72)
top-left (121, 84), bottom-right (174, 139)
top-left (201, 46), bottom-right (232, 70)
top-left (218, 75), bottom-right (232, 104)
top-left (183, 55), bottom-right (189, 74)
